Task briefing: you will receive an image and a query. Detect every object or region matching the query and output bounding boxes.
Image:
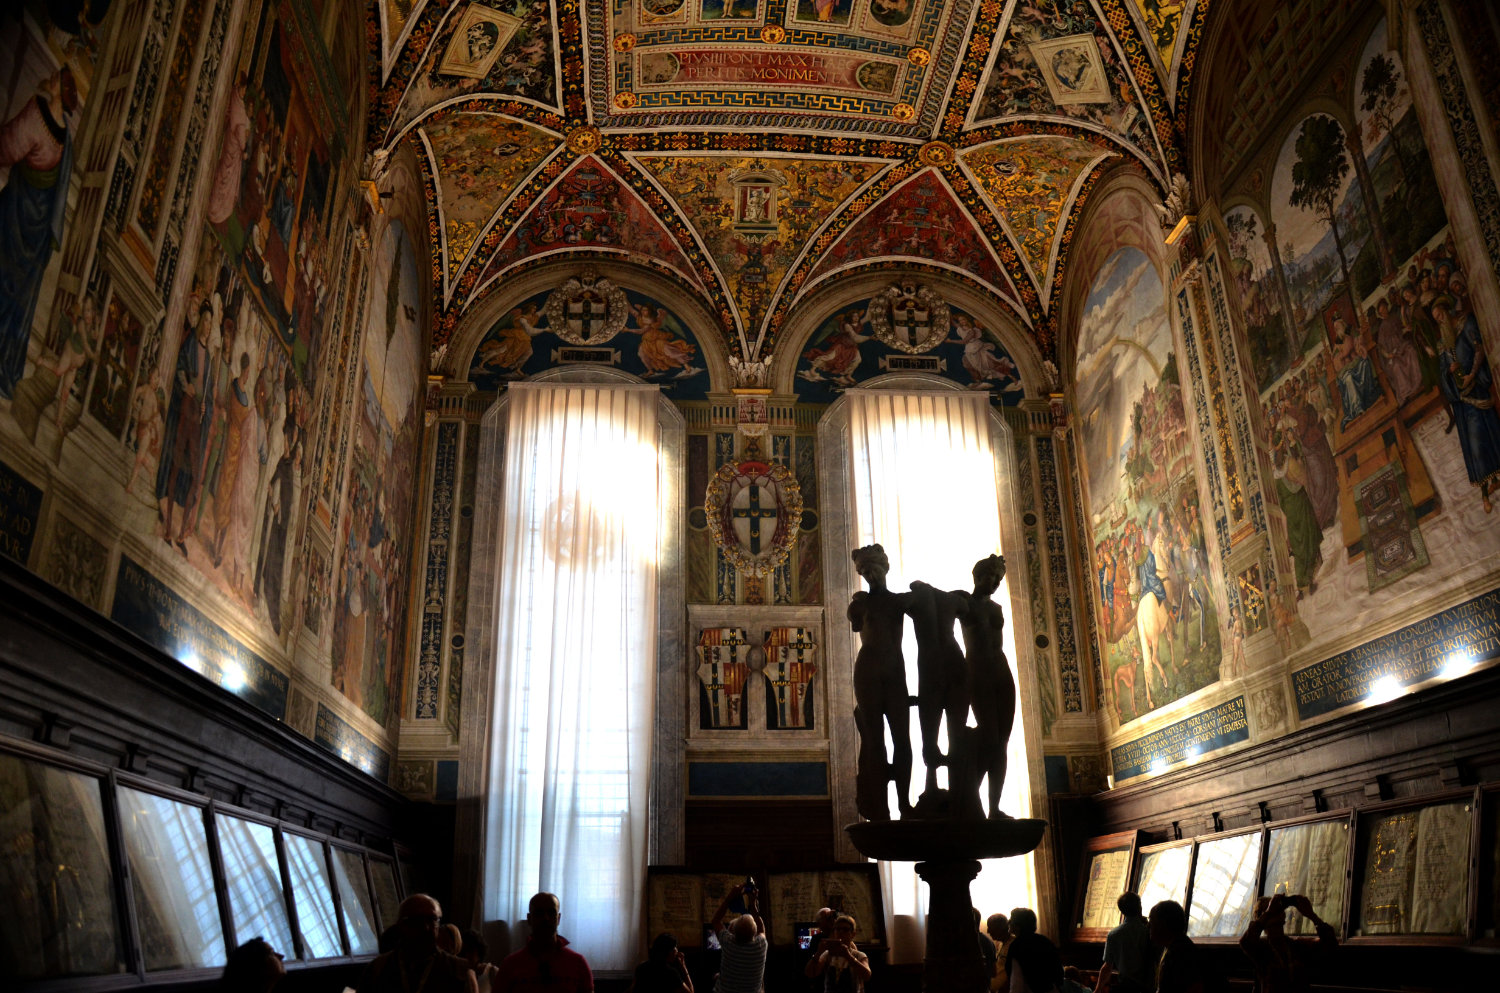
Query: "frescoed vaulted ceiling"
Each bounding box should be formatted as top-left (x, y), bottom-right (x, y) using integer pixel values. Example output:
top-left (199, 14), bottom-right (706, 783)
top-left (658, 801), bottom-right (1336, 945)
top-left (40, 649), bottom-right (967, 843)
top-left (369, 0), bottom-right (1213, 363)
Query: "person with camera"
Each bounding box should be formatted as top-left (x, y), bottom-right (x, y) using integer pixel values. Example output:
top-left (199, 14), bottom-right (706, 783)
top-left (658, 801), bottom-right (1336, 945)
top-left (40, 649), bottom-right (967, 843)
top-left (710, 878), bottom-right (766, 993)
top-left (804, 914), bottom-right (871, 993)
top-left (1239, 893), bottom-right (1337, 993)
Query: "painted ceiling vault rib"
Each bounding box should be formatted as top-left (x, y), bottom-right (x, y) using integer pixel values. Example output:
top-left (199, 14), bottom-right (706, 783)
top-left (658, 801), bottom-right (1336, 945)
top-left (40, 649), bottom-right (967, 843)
top-left (374, 0), bottom-right (1193, 358)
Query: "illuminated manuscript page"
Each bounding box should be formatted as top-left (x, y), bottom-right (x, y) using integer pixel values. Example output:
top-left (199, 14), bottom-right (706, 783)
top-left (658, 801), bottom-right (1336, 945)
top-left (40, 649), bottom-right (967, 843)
top-left (1187, 833), bottom-right (1260, 937)
top-left (769, 872), bottom-right (819, 946)
top-left (1264, 821), bottom-right (1348, 935)
top-left (822, 870), bottom-right (878, 942)
top-left (1409, 802), bottom-right (1470, 934)
top-left (649, 874), bottom-right (705, 947)
top-left (1137, 846), bottom-right (1191, 912)
top-left (1081, 850), bottom-right (1132, 929)
top-left (1359, 811), bottom-right (1417, 934)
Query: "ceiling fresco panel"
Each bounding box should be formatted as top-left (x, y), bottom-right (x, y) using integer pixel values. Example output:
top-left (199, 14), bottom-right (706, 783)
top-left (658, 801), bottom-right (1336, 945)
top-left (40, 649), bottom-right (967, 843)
top-left (972, 0), bottom-right (1164, 176)
top-left (635, 153), bottom-right (888, 339)
top-left (380, 0), bottom-right (562, 142)
top-left (594, 0), bottom-right (978, 136)
top-left (417, 113), bottom-right (562, 289)
top-left (471, 155), bottom-right (703, 295)
top-left (960, 136), bottom-right (1115, 295)
top-left (807, 169), bottom-right (1013, 297)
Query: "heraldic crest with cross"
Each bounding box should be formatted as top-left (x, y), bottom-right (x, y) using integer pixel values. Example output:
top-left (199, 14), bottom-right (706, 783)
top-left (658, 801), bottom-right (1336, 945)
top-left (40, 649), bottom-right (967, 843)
top-left (543, 266), bottom-right (629, 345)
top-left (764, 627), bottom-right (818, 730)
top-left (704, 459), bottom-right (804, 576)
top-left (696, 627), bottom-right (751, 729)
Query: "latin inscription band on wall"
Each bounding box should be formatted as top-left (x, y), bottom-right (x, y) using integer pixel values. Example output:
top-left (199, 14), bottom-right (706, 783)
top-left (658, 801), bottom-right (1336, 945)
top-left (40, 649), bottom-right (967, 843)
top-left (110, 556), bottom-right (288, 719)
top-left (1293, 587), bottom-right (1500, 720)
top-left (0, 459), bottom-right (41, 566)
top-left (1111, 697), bottom-right (1249, 781)
top-left (313, 703), bottom-right (391, 780)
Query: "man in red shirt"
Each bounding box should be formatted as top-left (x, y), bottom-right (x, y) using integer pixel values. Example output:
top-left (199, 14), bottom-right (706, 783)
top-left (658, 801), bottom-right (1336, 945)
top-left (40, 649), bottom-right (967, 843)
top-left (495, 892), bottom-right (594, 992)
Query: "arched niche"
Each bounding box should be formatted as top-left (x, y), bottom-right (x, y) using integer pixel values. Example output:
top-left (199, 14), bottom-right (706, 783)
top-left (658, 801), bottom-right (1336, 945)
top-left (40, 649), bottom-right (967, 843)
top-left (439, 258), bottom-right (733, 396)
top-left (773, 268), bottom-right (1046, 401)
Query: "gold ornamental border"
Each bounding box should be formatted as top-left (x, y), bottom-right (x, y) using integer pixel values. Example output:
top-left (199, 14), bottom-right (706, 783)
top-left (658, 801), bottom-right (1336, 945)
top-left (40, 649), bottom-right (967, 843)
top-left (704, 459), bottom-right (804, 577)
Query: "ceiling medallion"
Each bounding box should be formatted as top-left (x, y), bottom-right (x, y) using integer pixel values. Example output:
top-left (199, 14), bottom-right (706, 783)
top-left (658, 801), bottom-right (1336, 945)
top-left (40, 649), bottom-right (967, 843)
top-left (891, 103), bottom-right (916, 121)
top-left (613, 91), bottom-right (638, 110)
top-left (613, 33), bottom-right (636, 53)
top-left (907, 47), bottom-right (930, 67)
top-left (865, 280), bottom-right (951, 354)
top-left (543, 266), bottom-right (630, 345)
top-left (760, 25), bottom-right (786, 44)
top-left (705, 460), bottom-right (804, 576)
top-left (566, 125), bottom-right (602, 154)
top-left (918, 141), bottom-right (954, 166)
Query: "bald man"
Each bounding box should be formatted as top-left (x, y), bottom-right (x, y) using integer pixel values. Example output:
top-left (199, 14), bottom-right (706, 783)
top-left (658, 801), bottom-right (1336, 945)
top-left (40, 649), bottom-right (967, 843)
top-left (495, 892), bottom-right (594, 992)
top-left (359, 894), bottom-right (477, 993)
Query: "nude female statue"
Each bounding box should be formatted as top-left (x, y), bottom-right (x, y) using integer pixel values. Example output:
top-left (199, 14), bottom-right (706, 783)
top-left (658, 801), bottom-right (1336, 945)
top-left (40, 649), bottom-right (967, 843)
top-left (905, 579), bottom-right (971, 797)
top-left (960, 554), bottom-right (1016, 818)
top-left (849, 544), bottom-right (913, 821)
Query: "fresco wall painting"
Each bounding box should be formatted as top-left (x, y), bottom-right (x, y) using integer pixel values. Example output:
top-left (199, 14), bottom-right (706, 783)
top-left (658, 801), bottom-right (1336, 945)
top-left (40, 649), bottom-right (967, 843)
top-left (0, 0), bottom-right (417, 777)
top-left (1075, 248), bottom-right (1219, 727)
top-left (466, 286), bottom-right (709, 396)
top-left (331, 219), bottom-right (424, 727)
top-left (793, 297), bottom-right (1025, 405)
top-left (1226, 19), bottom-right (1500, 654)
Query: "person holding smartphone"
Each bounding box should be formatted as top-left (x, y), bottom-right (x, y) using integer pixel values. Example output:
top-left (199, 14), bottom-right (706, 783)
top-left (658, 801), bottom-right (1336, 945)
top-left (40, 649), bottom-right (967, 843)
top-left (805, 915), bottom-right (871, 993)
top-left (1239, 893), bottom-right (1337, 993)
top-left (710, 879), bottom-right (766, 993)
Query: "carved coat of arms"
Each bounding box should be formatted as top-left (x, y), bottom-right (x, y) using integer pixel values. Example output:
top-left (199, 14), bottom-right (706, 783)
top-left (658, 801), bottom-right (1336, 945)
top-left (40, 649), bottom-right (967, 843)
top-left (543, 267), bottom-right (629, 344)
top-left (704, 459), bottom-right (803, 575)
top-left (865, 281), bottom-right (950, 353)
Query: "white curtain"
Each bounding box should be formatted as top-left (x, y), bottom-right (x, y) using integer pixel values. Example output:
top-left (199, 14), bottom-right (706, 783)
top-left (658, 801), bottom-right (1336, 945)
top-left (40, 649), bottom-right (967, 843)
top-left (483, 382), bottom-right (661, 972)
top-left (844, 388), bottom-right (1036, 961)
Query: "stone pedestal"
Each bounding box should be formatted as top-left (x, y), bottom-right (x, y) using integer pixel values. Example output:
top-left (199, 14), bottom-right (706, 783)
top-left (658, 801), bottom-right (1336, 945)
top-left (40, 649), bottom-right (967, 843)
top-left (846, 817), bottom-right (1046, 993)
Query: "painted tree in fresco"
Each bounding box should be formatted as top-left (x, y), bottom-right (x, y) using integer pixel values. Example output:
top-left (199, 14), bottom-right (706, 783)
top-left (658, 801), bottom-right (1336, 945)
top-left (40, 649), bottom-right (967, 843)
top-left (1360, 53), bottom-right (1412, 186)
top-left (1288, 115), bottom-right (1356, 313)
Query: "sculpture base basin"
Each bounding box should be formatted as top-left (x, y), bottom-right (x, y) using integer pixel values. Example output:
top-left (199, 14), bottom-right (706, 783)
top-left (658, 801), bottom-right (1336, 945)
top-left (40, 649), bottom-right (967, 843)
top-left (844, 817), bottom-right (1046, 862)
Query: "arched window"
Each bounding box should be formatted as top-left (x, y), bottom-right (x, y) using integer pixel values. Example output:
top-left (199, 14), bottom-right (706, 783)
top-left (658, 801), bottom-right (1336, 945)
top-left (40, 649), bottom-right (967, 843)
top-left (817, 374), bottom-right (1040, 959)
top-left (466, 368), bottom-right (687, 971)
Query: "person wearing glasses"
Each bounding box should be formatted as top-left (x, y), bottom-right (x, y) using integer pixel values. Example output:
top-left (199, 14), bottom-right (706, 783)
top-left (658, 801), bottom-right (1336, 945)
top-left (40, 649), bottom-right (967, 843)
top-left (359, 894), bottom-right (478, 993)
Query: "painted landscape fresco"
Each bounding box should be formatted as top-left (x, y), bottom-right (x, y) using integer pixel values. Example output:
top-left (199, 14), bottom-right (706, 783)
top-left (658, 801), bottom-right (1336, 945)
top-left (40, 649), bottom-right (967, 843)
top-left (0, 0), bottom-right (417, 776)
top-left (1075, 248), bottom-right (1219, 726)
top-left (1226, 17), bottom-right (1500, 652)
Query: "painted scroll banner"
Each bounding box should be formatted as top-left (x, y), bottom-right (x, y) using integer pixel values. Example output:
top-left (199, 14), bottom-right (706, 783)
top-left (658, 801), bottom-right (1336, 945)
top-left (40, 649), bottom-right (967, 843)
top-left (635, 48), bottom-right (902, 96)
top-left (1292, 586), bottom-right (1500, 720)
top-left (1110, 697), bottom-right (1249, 781)
top-left (111, 555), bottom-right (287, 719)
